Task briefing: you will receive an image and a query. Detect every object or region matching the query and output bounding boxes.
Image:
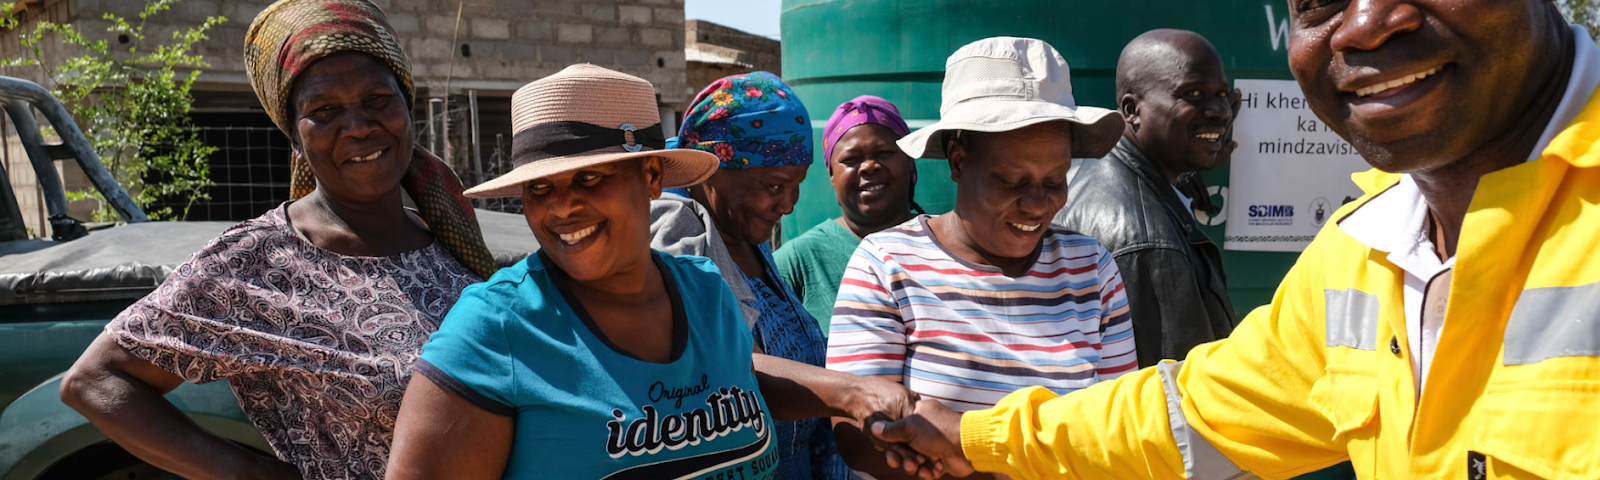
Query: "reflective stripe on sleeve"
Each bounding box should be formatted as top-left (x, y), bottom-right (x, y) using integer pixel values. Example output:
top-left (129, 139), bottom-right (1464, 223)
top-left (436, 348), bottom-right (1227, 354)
top-left (1157, 361), bottom-right (1256, 480)
top-left (1324, 288), bottom-right (1381, 351)
top-left (1504, 282), bottom-right (1600, 364)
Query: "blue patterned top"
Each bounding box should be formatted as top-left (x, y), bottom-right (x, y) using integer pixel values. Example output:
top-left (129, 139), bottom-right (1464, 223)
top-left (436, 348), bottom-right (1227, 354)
top-left (744, 243), bottom-right (848, 480)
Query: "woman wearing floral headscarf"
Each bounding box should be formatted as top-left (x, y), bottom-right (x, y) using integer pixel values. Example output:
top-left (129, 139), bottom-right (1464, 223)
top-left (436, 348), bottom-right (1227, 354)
top-left (650, 72), bottom-right (850, 480)
top-left (58, 1), bottom-right (490, 478)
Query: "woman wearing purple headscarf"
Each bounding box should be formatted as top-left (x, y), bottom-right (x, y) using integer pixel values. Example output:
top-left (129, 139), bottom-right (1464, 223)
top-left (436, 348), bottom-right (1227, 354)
top-left (775, 95), bottom-right (922, 329)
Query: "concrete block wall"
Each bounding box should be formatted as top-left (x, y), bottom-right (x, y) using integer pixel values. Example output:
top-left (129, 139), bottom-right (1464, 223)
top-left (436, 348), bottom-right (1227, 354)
top-left (0, 0), bottom-right (89, 86)
top-left (0, 0), bottom-right (693, 220)
top-left (686, 20), bottom-right (779, 75)
top-left (682, 20), bottom-right (780, 104)
top-left (2, 0), bottom-right (691, 104)
top-left (244, 0), bottom-right (688, 105)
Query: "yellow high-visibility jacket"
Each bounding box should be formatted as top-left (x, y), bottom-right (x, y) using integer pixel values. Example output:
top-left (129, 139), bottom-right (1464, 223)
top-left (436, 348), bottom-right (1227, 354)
top-left (959, 89), bottom-right (1600, 480)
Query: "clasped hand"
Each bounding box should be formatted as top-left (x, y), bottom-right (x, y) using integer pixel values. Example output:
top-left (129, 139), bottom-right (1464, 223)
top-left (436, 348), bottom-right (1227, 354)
top-left (864, 398), bottom-right (975, 479)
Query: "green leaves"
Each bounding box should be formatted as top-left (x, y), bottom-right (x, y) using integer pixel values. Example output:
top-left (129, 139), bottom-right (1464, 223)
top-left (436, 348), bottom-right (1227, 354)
top-left (1, 0), bottom-right (225, 221)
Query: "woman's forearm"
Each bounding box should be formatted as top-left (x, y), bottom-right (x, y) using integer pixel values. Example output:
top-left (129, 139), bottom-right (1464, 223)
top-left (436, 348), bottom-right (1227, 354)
top-left (752, 353), bottom-right (845, 420)
top-left (751, 353), bottom-right (916, 422)
top-left (60, 334), bottom-right (299, 480)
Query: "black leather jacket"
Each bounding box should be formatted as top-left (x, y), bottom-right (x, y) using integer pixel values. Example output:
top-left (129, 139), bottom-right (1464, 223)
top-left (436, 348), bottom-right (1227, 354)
top-left (1054, 137), bottom-right (1237, 367)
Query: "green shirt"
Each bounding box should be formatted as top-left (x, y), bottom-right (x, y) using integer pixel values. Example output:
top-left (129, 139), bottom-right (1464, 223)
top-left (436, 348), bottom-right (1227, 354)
top-left (774, 219), bottom-right (860, 332)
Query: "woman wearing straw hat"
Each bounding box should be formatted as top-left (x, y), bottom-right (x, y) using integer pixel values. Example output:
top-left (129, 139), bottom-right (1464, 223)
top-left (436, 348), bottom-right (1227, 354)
top-left (58, 1), bottom-right (494, 479)
top-left (386, 65), bottom-right (916, 480)
top-left (824, 37), bottom-right (1139, 478)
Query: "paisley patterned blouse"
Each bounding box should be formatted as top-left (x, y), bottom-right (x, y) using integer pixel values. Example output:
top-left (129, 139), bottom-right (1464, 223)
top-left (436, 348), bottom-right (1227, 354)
top-left (106, 203), bottom-right (479, 480)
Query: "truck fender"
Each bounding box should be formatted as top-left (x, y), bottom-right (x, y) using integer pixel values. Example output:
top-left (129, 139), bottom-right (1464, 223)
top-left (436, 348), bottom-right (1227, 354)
top-left (0, 375), bottom-right (270, 480)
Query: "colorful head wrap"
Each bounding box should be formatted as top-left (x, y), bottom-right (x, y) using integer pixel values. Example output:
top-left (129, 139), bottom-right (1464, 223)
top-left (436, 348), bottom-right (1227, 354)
top-left (679, 72), bottom-right (813, 169)
top-left (822, 95), bottom-right (910, 170)
top-left (246, 0), bottom-right (412, 135)
top-left (244, 0), bottom-right (495, 279)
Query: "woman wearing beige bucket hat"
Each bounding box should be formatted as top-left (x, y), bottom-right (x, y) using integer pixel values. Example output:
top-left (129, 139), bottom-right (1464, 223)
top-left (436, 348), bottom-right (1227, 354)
top-left (825, 37), bottom-right (1141, 479)
top-left (387, 64), bottom-right (918, 480)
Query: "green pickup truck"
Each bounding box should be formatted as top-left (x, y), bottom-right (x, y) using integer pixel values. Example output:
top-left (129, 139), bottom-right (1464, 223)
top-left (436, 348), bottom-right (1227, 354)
top-left (0, 76), bottom-right (537, 479)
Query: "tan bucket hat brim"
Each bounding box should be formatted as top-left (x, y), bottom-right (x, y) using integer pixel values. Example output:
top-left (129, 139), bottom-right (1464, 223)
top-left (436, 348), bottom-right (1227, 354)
top-left (897, 37), bottom-right (1125, 160)
top-left (464, 147), bottom-right (716, 198)
top-left (897, 98), bottom-right (1123, 160)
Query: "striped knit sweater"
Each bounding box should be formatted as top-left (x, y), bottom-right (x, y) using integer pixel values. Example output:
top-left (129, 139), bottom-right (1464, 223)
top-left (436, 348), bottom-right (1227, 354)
top-left (825, 215), bottom-right (1138, 411)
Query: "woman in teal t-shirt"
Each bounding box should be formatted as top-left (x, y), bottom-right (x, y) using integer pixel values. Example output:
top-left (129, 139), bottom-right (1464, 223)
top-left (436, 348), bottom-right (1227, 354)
top-left (385, 65), bottom-right (921, 480)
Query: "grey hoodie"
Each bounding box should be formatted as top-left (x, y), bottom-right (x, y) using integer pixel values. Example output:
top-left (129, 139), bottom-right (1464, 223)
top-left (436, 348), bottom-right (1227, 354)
top-left (648, 194), bottom-right (761, 330)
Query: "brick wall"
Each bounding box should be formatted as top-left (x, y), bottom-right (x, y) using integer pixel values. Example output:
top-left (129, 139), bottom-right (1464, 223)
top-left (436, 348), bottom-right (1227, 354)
top-left (683, 19), bottom-right (780, 104)
top-left (686, 19), bottom-right (779, 74)
top-left (0, 0), bottom-right (689, 103)
top-left (0, 0), bottom-right (693, 228)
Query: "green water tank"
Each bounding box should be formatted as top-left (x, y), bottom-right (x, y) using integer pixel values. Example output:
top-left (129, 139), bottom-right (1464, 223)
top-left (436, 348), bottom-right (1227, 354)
top-left (779, 0), bottom-right (1305, 314)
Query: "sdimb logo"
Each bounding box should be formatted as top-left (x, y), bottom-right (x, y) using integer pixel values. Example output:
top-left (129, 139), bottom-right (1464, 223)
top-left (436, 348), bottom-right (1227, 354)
top-left (1248, 205), bottom-right (1294, 217)
top-left (1246, 204), bottom-right (1294, 227)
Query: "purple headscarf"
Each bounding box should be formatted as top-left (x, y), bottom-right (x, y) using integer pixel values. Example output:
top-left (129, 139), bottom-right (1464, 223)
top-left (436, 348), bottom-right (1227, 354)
top-left (822, 95), bottom-right (911, 171)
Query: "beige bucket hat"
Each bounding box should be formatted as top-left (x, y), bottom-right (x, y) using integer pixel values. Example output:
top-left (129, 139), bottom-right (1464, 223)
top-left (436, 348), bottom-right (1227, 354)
top-left (898, 37), bottom-right (1124, 160)
top-left (465, 64), bottom-right (718, 198)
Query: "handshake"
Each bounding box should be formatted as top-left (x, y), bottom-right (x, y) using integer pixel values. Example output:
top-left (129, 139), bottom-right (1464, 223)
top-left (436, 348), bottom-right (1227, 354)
top-left (843, 376), bottom-right (981, 479)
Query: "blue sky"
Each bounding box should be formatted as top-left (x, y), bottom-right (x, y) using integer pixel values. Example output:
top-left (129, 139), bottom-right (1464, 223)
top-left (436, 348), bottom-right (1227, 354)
top-left (685, 0), bottom-right (782, 39)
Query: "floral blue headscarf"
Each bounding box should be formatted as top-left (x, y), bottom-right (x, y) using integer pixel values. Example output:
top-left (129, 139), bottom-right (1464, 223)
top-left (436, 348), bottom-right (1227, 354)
top-left (679, 72), bottom-right (813, 169)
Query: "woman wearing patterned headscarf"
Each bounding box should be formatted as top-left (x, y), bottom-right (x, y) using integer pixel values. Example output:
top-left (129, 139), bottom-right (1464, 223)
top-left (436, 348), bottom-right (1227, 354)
top-left (650, 72), bottom-right (852, 480)
top-left (59, 1), bottom-right (490, 479)
top-left (775, 95), bottom-right (922, 331)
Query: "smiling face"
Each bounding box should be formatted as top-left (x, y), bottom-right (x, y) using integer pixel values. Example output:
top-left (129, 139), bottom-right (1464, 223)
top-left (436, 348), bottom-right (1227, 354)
top-left (1122, 37), bottom-right (1235, 178)
top-left (289, 52), bottom-right (413, 203)
top-left (947, 122), bottom-right (1074, 260)
top-left (830, 123), bottom-right (915, 231)
top-left (697, 164), bottom-right (810, 247)
top-left (521, 158), bottom-right (664, 282)
top-left (1287, 0), bottom-right (1566, 173)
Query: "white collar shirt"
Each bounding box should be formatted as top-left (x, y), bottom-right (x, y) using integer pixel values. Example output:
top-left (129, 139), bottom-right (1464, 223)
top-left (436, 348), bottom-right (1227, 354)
top-left (1337, 25), bottom-right (1600, 394)
top-left (1172, 185), bottom-right (1194, 218)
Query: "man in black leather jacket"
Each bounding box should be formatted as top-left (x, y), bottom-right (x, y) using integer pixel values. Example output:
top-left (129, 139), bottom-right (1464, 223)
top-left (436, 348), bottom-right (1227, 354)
top-left (1053, 30), bottom-right (1240, 367)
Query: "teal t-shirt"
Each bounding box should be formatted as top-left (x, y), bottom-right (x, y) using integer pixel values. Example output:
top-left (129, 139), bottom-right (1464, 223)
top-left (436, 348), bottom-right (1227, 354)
top-left (774, 219), bottom-right (861, 331)
top-left (418, 251), bottom-right (778, 480)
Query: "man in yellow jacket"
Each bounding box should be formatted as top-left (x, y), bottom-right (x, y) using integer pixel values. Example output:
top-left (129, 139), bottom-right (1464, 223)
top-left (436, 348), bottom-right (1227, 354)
top-left (874, 1), bottom-right (1600, 479)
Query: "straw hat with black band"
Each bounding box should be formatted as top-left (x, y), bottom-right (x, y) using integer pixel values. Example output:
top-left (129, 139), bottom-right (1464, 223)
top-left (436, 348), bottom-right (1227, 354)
top-left (466, 64), bottom-right (718, 199)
